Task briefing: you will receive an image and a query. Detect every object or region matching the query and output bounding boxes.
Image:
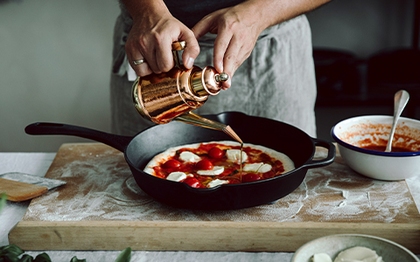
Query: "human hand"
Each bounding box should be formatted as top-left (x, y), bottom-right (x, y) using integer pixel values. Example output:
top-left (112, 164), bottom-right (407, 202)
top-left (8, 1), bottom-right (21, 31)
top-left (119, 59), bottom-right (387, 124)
top-left (125, 10), bottom-right (200, 77)
top-left (192, 4), bottom-right (265, 89)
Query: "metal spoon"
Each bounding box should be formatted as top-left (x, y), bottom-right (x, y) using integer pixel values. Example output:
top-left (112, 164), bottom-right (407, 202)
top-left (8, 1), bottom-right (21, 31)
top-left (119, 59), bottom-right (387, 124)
top-left (385, 90), bottom-right (410, 152)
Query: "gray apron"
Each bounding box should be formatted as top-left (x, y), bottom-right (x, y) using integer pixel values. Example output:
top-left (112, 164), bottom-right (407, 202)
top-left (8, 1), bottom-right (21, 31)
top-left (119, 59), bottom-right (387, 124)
top-left (110, 13), bottom-right (317, 138)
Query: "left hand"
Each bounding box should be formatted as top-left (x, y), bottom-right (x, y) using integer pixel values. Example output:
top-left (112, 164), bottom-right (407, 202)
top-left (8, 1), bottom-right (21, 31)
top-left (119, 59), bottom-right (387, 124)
top-left (192, 4), bottom-right (265, 89)
top-left (192, 0), bottom-right (331, 89)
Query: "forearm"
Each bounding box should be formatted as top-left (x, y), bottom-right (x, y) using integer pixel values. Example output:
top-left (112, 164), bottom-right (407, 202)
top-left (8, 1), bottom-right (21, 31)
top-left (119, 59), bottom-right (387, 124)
top-left (120, 0), bottom-right (170, 20)
top-left (237, 0), bottom-right (331, 32)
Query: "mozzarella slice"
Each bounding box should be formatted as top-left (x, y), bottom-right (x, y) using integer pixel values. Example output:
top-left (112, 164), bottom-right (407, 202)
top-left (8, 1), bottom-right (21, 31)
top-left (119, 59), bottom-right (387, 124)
top-left (243, 163), bottom-right (272, 173)
top-left (207, 179), bottom-right (229, 188)
top-left (333, 246), bottom-right (383, 262)
top-left (226, 149), bottom-right (248, 163)
top-left (179, 151), bottom-right (201, 163)
top-left (197, 166), bottom-right (225, 176)
top-left (166, 172), bottom-right (188, 182)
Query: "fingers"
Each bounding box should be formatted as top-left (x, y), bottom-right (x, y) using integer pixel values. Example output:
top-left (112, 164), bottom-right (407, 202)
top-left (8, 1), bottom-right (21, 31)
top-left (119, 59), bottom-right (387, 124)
top-left (126, 35), bottom-right (174, 77)
top-left (213, 31), bottom-right (245, 91)
top-left (213, 30), bottom-right (233, 74)
top-left (129, 40), bottom-right (200, 77)
top-left (153, 37), bottom-right (177, 73)
top-left (127, 33), bottom-right (199, 77)
top-left (192, 11), bottom-right (240, 89)
top-left (182, 35), bottom-right (200, 69)
top-left (130, 56), bottom-right (152, 77)
top-left (122, 3), bottom-right (203, 78)
top-left (127, 48), bottom-right (153, 76)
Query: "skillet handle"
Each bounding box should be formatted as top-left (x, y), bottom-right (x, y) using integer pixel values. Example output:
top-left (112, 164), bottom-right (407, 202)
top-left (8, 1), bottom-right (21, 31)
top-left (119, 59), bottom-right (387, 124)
top-left (301, 138), bottom-right (336, 169)
top-left (25, 122), bottom-right (132, 152)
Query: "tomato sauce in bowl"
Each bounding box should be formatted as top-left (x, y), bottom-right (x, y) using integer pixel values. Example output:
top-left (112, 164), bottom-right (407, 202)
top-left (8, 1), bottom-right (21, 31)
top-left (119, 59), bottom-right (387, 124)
top-left (331, 115), bottom-right (420, 180)
top-left (361, 145), bottom-right (417, 153)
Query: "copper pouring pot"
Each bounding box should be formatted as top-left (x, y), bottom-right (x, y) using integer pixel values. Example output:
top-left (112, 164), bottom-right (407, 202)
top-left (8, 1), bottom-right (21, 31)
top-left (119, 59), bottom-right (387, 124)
top-left (132, 41), bottom-right (242, 143)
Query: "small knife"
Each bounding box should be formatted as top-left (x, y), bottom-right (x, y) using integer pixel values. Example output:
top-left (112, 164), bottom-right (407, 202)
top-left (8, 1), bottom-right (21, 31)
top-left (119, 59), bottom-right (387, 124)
top-left (0, 172), bottom-right (66, 202)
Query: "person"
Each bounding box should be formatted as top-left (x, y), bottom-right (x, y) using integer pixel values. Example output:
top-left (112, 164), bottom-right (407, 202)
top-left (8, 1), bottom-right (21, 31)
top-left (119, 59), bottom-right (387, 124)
top-left (110, 0), bottom-right (330, 138)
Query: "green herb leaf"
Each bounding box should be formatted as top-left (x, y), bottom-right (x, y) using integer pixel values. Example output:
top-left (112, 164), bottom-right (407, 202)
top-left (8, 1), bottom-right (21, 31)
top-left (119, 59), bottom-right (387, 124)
top-left (18, 254), bottom-right (34, 262)
top-left (69, 257), bottom-right (86, 262)
top-left (0, 244), bottom-right (25, 257)
top-left (114, 247), bottom-right (131, 262)
top-left (0, 245), bottom-right (132, 262)
top-left (32, 253), bottom-right (50, 262)
top-left (0, 193), bottom-right (6, 213)
top-left (1, 252), bottom-right (19, 262)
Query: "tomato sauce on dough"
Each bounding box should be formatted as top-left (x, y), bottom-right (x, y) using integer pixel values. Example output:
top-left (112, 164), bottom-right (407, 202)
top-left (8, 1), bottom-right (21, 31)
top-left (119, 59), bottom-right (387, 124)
top-left (152, 143), bottom-right (287, 188)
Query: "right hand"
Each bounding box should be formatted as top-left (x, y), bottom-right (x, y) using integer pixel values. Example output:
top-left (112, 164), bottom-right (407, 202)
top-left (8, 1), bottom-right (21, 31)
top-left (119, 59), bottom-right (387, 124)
top-left (125, 11), bottom-right (200, 77)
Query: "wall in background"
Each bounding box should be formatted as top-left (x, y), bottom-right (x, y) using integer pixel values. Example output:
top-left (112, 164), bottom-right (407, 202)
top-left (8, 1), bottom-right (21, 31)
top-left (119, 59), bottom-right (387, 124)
top-left (0, 0), bottom-right (415, 152)
top-left (308, 0), bottom-right (415, 58)
top-left (0, 0), bottom-right (120, 152)
top-left (307, 0), bottom-right (417, 141)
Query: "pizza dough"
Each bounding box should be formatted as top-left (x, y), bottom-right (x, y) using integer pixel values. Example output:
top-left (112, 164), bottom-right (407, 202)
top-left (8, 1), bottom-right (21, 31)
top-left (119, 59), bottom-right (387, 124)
top-left (144, 141), bottom-right (295, 188)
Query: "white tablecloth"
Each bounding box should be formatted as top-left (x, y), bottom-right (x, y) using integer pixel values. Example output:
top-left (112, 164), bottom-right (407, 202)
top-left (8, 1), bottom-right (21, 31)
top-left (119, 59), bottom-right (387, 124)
top-left (1, 152), bottom-right (419, 262)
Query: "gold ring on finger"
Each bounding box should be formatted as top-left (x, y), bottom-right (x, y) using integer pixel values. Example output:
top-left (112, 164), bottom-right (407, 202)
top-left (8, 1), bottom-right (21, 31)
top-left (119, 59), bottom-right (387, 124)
top-left (133, 59), bottom-right (145, 65)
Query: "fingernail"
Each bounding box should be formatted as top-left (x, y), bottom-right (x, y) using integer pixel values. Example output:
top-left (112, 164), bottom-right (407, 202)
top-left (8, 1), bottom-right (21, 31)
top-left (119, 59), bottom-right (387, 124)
top-left (184, 57), bottom-right (194, 69)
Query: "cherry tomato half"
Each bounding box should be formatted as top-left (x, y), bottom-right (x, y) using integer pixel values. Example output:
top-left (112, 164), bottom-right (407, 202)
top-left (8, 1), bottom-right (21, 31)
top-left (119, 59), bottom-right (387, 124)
top-left (162, 159), bottom-right (181, 169)
top-left (242, 173), bottom-right (261, 182)
top-left (195, 159), bottom-right (214, 170)
top-left (208, 147), bottom-right (224, 159)
top-left (153, 168), bottom-right (166, 179)
top-left (183, 177), bottom-right (202, 188)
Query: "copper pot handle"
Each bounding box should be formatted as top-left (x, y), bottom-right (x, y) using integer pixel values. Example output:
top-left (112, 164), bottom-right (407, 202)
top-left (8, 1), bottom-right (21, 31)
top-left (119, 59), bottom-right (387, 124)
top-left (172, 41), bottom-right (186, 68)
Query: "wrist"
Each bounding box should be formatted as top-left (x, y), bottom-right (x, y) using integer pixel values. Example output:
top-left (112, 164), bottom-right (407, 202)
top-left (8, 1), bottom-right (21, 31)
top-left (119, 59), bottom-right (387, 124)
top-left (120, 0), bottom-right (170, 21)
top-left (232, 1), bottom-right (275, 34)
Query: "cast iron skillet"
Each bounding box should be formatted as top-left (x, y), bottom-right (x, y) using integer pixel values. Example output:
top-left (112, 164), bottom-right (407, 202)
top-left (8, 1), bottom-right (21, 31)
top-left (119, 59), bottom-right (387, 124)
top-left (25, 111), bottom-right (335, 210)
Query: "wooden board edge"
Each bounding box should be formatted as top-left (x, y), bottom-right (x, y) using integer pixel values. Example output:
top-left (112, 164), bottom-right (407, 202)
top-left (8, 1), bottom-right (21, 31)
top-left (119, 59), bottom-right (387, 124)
top-left (405, 179), bottom-right (420, 213)
top-left (9, 220), bottom-right (420, 253)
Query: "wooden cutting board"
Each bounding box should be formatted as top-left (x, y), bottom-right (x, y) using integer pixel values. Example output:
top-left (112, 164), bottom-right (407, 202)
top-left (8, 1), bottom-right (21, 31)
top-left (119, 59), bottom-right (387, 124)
top-left (9, 143), bottom-right (420, 252)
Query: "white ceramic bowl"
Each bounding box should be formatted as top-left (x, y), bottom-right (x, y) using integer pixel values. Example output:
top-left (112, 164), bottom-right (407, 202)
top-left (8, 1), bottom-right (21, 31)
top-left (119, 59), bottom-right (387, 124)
top-left (292, 234), bottom-right (419, 262)
top-left (331, 115), bottom-right (420, 181)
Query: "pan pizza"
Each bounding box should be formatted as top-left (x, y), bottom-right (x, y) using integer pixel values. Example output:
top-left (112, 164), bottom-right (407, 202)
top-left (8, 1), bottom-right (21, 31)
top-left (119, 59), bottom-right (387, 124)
top-left (144, 141), bottom-right (295, 188)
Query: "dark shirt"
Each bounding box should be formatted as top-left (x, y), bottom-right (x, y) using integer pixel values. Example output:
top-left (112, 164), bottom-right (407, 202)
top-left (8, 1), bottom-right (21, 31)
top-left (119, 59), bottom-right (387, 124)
top-left (163, 0), bottom-right (245, 28)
